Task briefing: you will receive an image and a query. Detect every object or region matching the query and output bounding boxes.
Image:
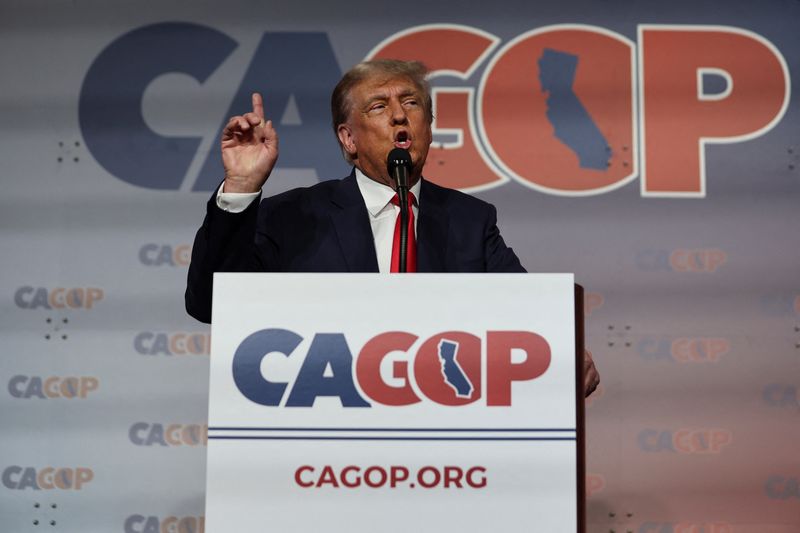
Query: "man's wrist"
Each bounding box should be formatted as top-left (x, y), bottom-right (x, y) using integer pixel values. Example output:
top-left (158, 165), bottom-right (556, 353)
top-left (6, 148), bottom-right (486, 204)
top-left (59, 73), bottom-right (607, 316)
top-left (222, 178), bottom-right (262, 194)
top-left (216, 181), bottom-right (261, 213)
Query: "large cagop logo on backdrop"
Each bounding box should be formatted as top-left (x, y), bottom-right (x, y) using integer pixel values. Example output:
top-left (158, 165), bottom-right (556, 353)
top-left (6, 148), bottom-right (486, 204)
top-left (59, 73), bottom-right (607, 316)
top-left (79, 23), bottom-right (789, 197)
top-left (231, 328), bottom-right (551, 407)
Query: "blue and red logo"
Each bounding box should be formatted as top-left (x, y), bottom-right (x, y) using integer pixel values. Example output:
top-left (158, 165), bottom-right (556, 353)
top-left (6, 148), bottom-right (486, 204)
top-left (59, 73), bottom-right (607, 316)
top-left (232, 329), bottom-right (551, 407)
top-left (80, 23), bottom-right (789, 197)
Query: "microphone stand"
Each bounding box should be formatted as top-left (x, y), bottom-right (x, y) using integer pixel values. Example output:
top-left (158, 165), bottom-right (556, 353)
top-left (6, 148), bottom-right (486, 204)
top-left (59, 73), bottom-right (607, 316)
top-left (397, 178), bottom-right (409, 273)
top-left (387, 148), bottom-right (412, 273)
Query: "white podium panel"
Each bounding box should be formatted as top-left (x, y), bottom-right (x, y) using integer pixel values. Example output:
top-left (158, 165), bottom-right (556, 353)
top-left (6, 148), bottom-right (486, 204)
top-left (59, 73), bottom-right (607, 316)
top-left (207, 273), bottom-right (578, 532)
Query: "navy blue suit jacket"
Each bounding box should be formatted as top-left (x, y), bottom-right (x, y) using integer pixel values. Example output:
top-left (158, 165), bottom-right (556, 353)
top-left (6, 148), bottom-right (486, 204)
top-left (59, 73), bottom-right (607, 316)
top-left (186, 172), bottom-right (525, 323)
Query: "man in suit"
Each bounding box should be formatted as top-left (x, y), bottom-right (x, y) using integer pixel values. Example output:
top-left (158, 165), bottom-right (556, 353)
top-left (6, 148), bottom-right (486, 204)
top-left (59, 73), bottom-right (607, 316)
top-left (185, 59), bottom-right (599, 395)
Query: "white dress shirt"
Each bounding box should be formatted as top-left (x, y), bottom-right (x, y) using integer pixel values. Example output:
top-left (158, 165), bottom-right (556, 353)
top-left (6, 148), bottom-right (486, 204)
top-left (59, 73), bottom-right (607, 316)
top-left (216, 169), bottom-right (420, 273)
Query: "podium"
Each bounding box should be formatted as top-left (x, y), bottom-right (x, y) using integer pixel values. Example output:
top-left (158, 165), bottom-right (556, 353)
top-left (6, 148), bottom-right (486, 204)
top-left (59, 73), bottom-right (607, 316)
top-left (205, 273), bottom-right (585, 532)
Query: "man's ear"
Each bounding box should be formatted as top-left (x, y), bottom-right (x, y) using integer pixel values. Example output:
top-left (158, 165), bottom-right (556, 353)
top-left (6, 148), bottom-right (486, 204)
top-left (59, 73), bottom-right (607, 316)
top-left (337, 124), bottom-right (357, 158)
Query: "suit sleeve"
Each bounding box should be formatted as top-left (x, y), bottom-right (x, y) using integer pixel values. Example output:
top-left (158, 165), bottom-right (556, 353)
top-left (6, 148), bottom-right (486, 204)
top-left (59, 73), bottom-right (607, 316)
top-left (185, 188), bottom-right (266, 323)
top-left (483, 204), bottom-right (527, 273)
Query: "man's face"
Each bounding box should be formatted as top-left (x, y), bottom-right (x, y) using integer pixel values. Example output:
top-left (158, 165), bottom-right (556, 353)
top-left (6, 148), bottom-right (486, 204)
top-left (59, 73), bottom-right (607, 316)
top-left (337, 75), bottom-right (432, 188)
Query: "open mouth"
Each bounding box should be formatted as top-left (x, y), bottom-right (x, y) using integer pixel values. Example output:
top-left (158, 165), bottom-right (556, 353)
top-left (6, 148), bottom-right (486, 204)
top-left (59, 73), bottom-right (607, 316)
top-left (394, 130), bottom-right (411, 150)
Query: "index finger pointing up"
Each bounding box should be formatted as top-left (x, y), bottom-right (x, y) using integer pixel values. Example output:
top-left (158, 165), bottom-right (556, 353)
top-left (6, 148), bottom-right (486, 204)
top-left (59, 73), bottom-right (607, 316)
top-left (252, 92), bottom-right (265, 119)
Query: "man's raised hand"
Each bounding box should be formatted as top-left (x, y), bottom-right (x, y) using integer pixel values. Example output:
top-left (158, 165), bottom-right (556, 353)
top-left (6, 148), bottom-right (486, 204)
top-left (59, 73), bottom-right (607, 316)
top-left (221, 92), bottom-right (279, 194)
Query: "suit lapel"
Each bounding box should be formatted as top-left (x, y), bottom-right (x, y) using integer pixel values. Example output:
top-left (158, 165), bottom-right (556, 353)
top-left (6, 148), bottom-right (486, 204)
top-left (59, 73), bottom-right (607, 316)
top-left (417, 178), bottom-right (449, 272)
top-left (329, 172), bottom-right (380, 272)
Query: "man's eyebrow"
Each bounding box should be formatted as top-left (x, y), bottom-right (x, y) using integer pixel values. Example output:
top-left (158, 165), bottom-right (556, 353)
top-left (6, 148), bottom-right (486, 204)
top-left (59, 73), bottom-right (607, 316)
top-left (362, 92), bottom-right (389, 108)
top-left (362, 88), bottom-right (419, 108)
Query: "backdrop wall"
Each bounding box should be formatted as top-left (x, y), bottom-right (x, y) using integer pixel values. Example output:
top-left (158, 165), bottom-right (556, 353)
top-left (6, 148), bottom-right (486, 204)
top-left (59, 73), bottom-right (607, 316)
top-left (1, 1), bottom-right (798, 531)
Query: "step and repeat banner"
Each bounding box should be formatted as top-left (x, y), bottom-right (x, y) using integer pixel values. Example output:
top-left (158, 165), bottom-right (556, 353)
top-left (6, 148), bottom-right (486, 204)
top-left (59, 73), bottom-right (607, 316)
top-left (1, 0), bottom-right (797, 531)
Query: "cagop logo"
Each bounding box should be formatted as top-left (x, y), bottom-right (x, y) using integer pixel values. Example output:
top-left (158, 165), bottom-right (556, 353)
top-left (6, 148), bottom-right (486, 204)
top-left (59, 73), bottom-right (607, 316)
top-left (635, 249), bottom-right (727, 272)
top-left (129, 423), bottom-right (208, 447)
top-left (232, 328), bottom-right (551, 407)
top-left (124, 515), bottom-right (204, 533)
top-left (765, 475), bottom-right (800, 499)
top-left (638, 523), bottom-right (732, 533)
top-left (138, 243), bottom-right (191, 267)
top-left (14, 286), bottom-right (104, 309)
top-left (638, 428), bottom-right (732, 454)
top-left (2, 466), bottom-right (94, 490)
top-left (134, 331), bottom-right (210, 356)
top-left (638, 337), bottom-right (730, 363)
top-left (8, 376), bottom-right (99, 400)
top-left (79, 23), bottom-right (788, 197)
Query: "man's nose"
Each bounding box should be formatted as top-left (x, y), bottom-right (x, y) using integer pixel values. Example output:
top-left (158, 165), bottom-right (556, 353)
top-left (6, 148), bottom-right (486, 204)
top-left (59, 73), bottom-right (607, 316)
top-left (390, 101), bottom-right (408, 124)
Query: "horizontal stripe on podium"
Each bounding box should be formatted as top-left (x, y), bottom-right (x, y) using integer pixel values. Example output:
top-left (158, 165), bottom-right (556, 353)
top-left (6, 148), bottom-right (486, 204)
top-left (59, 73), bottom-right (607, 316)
top-left (207, 427), bottom-right (577, 441)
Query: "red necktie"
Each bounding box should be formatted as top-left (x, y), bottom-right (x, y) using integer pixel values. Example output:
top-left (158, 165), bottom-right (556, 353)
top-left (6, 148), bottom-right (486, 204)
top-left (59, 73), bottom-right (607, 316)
top-left (390, 191), bottom-right (416, 273)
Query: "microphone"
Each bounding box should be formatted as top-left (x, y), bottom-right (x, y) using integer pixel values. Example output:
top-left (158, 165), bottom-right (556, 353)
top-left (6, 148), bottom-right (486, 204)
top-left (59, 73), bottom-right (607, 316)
top-left (387, 148), bottom-right (411, 189)
top-left (387, 148), bottom-right (412, 273)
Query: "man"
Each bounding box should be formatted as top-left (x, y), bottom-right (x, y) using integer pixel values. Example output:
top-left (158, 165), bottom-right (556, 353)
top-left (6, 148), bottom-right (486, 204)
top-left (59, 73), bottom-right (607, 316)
top-left (185, 59), bottom-right (599, 395)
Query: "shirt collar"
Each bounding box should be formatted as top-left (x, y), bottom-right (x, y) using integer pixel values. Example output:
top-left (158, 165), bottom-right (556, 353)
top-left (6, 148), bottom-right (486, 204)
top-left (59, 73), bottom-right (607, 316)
top-left (355, 167), bottom-right (421, 218)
